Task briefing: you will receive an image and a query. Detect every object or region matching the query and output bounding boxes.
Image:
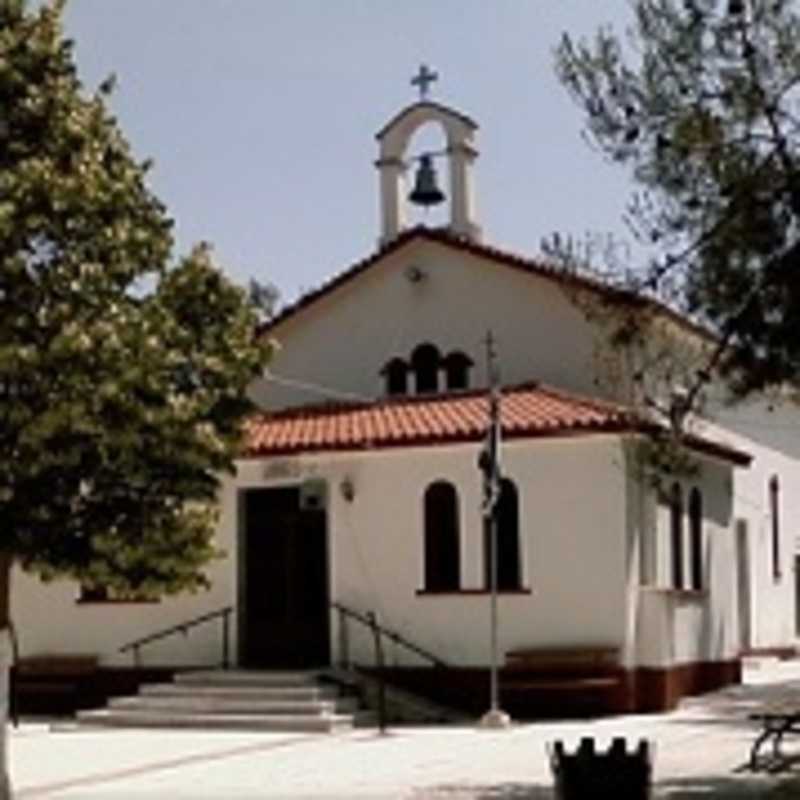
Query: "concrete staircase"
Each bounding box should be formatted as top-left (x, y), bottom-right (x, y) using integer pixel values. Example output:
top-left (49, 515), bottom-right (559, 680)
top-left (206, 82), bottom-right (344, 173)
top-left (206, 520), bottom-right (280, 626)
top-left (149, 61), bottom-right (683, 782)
top-left (77, 670), bottom-right (362, 733)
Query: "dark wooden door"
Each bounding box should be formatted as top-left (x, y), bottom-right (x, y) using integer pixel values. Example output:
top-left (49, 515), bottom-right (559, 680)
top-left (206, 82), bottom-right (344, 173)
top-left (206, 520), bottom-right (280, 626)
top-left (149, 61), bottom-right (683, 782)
top-left (240, 487), bottom-right (330, 667)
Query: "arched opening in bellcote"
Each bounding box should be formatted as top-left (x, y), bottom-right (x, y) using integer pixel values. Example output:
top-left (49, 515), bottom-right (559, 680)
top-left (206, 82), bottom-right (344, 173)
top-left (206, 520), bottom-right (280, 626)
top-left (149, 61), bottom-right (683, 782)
top-left (404, 122), bottom-right (450, 231)
top-left (376, 89), bottom-right (482, 245)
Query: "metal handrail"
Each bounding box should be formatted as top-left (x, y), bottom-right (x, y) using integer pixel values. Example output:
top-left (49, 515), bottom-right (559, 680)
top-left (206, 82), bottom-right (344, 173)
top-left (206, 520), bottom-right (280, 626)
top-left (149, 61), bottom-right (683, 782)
top-left (119, 605), bottom-right (234, 668)
top-left (331, 601), bottom-right (446, 734)
top-left (332, 601), bottom-right (446, 668)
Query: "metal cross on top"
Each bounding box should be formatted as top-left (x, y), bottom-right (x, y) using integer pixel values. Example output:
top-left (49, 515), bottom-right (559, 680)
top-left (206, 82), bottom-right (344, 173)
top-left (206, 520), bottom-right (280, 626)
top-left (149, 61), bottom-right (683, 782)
top-left (411, 64), bottom-right (438, 100)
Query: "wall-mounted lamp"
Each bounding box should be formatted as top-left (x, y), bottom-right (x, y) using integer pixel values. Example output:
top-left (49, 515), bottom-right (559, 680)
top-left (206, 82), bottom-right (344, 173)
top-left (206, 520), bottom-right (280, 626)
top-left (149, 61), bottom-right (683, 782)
top-left (405, 264), bottom-right (426, 284)
top-left (340, 476), bottom-right (356, 503)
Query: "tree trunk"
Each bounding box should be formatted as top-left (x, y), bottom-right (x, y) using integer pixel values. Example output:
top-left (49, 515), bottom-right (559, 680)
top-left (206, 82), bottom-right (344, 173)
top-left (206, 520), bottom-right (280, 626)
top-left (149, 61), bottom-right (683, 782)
top-left (0, 553), bottom-right (10, 630)
top-left (0, 553), bottom-right (14, 800)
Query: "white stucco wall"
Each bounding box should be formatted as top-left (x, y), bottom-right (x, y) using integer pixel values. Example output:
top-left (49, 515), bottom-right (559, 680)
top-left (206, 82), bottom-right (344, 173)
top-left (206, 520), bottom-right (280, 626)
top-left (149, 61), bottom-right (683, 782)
top-left (9, 491), bottom-right (241, 668)
top-left (11, 429), bottom-right (750, 673)
top-left (605, 315), bottom-right (798, 655)
top-left (316, 436), bottom-right (629, 667)
top-left (697, 396), bottom-right (800, 650)
top-left (10, 434), bottom-right (630, 670)
top-left (635, 456), bottom-right (739, 667)
top-left (252, 239), bottom-right (608, 410)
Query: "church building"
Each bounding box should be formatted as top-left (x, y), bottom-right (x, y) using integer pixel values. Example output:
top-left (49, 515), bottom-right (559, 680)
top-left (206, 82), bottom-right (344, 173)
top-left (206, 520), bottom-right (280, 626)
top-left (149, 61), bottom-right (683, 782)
top-left (11, 70), bottom-right (799, 717)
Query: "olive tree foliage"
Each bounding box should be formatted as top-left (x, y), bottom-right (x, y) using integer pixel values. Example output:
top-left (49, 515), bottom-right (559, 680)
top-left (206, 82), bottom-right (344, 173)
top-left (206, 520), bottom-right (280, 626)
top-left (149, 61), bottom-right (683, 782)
top-left (553, 0), bottom-right (800, 409)
top-left (0, 0), bottom-right (271, 605)
top-left (248, 278), bottom-right (281, 323)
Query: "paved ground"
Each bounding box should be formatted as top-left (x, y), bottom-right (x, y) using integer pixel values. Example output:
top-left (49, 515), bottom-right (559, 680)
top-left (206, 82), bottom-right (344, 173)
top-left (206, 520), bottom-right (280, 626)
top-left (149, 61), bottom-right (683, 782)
top-left (10, 660), bottom-right (800, 799)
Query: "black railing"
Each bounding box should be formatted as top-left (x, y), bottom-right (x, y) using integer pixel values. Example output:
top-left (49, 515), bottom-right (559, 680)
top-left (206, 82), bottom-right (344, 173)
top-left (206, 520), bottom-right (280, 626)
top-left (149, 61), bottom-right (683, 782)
top-left (332, 601), bottom-right (446, 669)
top-left (119, 606), bottom-right (234, 669)
top-left (331, 601), bottom-right (445, 733)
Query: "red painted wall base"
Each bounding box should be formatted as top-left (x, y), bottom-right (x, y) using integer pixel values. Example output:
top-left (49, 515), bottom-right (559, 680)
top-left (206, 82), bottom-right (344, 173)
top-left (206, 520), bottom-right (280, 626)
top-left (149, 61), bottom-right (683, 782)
top-left (364, 659), bottom-right (742, 719)
top-left (631, 660), bottom-right (742, 713)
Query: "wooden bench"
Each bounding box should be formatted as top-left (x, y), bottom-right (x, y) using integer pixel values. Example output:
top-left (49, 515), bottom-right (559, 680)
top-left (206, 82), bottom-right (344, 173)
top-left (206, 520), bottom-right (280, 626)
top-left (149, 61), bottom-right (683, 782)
top-left (504, 646), bottom-right (619, 672)
top-left (502, 646), bottom-right (621, 694)
top-left (15, 654), bottom-right (98, 676)
top-left (748, 711), bottom-right (800, 769)
top-left (11, 654), bottom-right (98, 718)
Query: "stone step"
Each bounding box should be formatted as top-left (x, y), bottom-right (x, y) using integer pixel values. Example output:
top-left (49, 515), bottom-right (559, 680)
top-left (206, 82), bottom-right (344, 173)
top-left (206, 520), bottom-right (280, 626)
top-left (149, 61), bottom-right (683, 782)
top-left (322, 668), bottom-right (469, 725)
top-left (77, 708), bottom-right (354, 733)
top-left (108, 695), bottom-right (358, 716)
top-left (74, 670), bottom-right (364, 734)
top-left (173, 670), bottom-right (320, 688)
top-left (140, 683), bottom-right (338, 702)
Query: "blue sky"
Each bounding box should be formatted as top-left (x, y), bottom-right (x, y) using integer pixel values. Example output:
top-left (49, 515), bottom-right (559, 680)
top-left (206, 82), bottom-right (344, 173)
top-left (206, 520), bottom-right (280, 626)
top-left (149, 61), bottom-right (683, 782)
top-left (63, 2), bottom-right (635, 306)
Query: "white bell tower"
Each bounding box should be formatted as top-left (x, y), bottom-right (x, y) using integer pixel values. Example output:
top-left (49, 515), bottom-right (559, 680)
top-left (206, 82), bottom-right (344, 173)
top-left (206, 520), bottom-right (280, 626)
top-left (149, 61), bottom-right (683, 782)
top-left (375, 66), bottom-right (482, 246)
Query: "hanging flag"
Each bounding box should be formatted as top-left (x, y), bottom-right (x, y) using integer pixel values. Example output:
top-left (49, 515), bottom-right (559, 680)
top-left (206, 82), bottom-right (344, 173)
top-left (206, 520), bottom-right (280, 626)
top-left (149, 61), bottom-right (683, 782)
top-left (479, 383), bottom-right (502, 516)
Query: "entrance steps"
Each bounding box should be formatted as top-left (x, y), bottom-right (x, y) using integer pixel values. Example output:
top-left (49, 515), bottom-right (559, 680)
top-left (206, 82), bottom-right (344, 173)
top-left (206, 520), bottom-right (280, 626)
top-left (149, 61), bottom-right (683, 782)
top-left (76, 670), bottom-right (363, 733)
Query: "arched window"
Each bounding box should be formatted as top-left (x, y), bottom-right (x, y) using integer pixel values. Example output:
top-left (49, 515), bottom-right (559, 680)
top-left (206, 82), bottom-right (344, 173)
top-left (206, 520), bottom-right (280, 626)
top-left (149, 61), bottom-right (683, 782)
top-left (689, 487), bottom-right (703, 591)
top-left (670, 482), bottom-right (684, 589)
top-left (382, 357), bottom-right (408, 396)
top-left (770, 475), bottom-right (781, 580)
top-left (443, 351), bottom-right (473, 391)
top-left (485, 479), bottom-right (521, 591)
top-left (423, 481), bottom-right (460, 591)
top-left (411, 343), bottom-right (440, 395)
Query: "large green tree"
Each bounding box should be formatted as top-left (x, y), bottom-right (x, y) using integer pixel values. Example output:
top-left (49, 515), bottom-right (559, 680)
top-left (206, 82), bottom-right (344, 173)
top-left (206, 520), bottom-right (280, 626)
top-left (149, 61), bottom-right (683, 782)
top-left (0, 2), bottom-right (270, 792)
top-left (555, 0), bottom-right (800, 401)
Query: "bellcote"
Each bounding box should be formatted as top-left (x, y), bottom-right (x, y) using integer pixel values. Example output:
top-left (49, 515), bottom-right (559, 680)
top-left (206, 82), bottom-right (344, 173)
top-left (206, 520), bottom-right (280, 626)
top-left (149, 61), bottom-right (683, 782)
top-left (375, 69), bottom-right (482, 246)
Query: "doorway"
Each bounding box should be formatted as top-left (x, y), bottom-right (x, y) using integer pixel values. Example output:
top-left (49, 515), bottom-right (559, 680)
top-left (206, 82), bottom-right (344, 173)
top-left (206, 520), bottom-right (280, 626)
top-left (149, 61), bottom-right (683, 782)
top-left (735, 518), bottom-right (751, 653)
top-left (239, 486), bottom-right (330, 667)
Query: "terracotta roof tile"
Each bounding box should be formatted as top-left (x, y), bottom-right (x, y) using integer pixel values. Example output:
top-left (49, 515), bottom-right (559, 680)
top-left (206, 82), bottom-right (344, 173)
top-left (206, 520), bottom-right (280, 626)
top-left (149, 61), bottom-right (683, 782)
top-left (242, 382), bottom-right (751, 466)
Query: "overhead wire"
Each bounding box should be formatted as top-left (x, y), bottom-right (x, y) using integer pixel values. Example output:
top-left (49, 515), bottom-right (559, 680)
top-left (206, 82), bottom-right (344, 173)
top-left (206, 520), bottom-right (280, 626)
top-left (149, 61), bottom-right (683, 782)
top-left (262, 370), bottom-right (374, 404)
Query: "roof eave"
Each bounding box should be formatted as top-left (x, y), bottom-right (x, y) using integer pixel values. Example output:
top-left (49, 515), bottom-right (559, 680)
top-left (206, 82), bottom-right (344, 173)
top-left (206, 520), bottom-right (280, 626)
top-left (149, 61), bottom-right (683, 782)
top-left (256, 227), bottom-right (717, 346)
top-left (375, 101), bottom-right (478, 140)
top-left (631, 423), bottom-right (752, 467)
top-left (242, 419), bottom-right (751, 467)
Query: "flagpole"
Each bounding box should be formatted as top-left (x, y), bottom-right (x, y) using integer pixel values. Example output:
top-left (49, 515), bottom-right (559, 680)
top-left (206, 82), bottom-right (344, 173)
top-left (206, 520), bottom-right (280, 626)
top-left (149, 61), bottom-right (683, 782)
top-left (488, 368), bottom-right (500, 714)
top-left (479, 331), bottom-right (510, 730)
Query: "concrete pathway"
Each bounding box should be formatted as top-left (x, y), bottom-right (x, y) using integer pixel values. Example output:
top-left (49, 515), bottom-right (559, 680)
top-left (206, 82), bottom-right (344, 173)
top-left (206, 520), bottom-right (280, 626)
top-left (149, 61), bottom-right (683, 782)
top-left (10, 660), bottom-right (800, 799)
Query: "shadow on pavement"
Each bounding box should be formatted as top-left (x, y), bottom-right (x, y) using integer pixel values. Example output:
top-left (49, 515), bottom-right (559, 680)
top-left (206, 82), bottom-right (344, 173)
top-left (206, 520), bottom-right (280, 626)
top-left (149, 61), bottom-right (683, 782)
top-left (412, 775), bottom-right (800, 799)
top-left (655, 774), bottom-right (800, 798)
top-left (410, 783), bottom-right (552, 799)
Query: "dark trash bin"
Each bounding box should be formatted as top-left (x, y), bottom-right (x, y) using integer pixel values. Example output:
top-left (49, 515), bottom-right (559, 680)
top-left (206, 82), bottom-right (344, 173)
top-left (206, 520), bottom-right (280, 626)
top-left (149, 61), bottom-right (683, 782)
top-left (548, 736), bottom-right (652, 800)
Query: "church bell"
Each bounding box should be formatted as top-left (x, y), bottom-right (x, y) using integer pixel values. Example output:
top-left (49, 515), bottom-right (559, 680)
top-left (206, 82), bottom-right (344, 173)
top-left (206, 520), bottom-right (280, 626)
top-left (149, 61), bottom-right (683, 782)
top-left (409, 154), bottom-right (445, 207)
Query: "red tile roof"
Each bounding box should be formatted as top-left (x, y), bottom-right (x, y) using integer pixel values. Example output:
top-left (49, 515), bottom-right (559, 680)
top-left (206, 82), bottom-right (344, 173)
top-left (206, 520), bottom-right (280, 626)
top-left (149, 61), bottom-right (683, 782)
top-left (242, 382), bottom-right (750, 465)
